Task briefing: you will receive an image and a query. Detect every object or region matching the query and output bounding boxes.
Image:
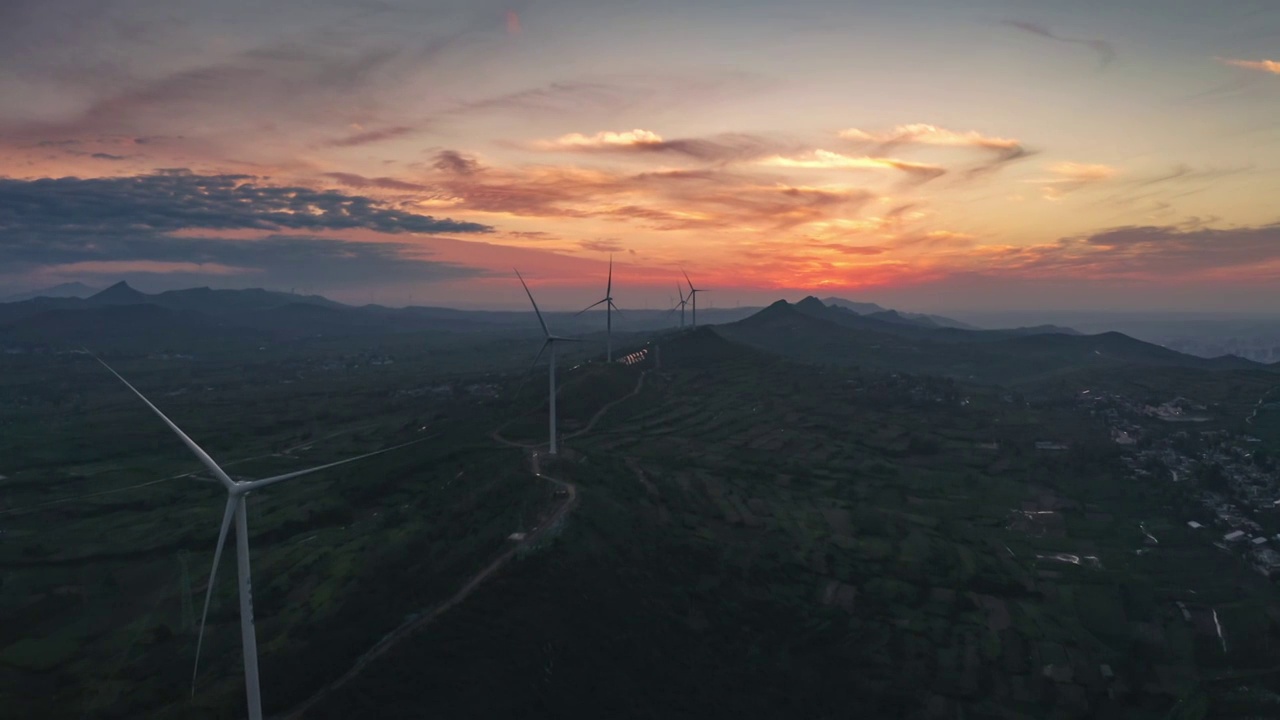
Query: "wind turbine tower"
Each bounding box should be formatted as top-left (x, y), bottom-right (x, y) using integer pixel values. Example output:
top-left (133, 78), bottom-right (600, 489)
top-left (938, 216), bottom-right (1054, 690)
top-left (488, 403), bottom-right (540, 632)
top-left (682, 270), bottom-right (707, 328)
top-left (670, 285), bottom-right (688, 328)
top-left (577, 255), bottom-right (620, 362)
top-left (89, 355), bottom-right (426, 720)
top-left (177, 551), bottom-right (195, 632)
top-left (516, 270), bottom-right (580, 455)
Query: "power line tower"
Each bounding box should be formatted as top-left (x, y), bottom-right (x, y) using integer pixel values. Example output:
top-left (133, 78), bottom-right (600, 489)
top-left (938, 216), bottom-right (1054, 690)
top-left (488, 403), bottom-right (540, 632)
top-left (177, 551), bottom-right (195, 633)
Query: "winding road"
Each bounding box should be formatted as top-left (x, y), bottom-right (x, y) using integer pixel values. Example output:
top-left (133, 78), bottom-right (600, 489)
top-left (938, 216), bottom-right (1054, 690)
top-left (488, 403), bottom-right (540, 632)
top-left (279, 368), bottom-right (648, 719)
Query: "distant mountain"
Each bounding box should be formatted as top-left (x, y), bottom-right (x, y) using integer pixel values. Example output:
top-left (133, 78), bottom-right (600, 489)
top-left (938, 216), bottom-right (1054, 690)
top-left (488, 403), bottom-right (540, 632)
top-left (0, 281), bottom-right (763, 348)
top-left (821, 296), bottom-right (978, 330)
top-left (89, 280), bottom-right (151, 305)
top-left (821, 297), bottom-right (887, 315)
top-left (1004, 324), bottom-right (1081, 337)
top-left (719, 298), bottom-right (1262, 385)
top-left (3, 282), bottom-right (100, 302)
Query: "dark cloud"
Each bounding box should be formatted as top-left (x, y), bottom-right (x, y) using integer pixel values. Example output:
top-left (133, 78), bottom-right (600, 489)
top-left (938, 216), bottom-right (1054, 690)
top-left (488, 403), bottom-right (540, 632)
top-left (7, 233), bottom-right (484, 289)
top-left (994, 222), bottom-right (1280, 279)
top-left (0, 171), bottom-right (490, 237)
top-left (1094, 165), bottom-right (1254, 209)
top-left (505, 230), bottom-right (557, 241)
top-left (90, 152), bottom-right (128, 160)
top-left (1002, 20), bottom-right (1116, 69)
top-left (810, 242), bottom-right (885, 256)
top-left (0, 6), bottom-right (512, 147)
top-left (432, 150), bottom-right (482, 175)
top-left (0, 170), bottom-right (492, 287)
top-left (443, 71), bottom-right (768, 121)
top-left (579, 238), bottom-right (625, 253)
top-left (445, 81), bottom-right (635, 118)
top-left (324, 125), bottom-right (419, 148)
top-left (527, 131), bottom-right (787, 164)
top-left (321, 171), bottom-right (428, 192)
top-left (1132, 164), bottom-right (1254, 188)
top-left (961, 146), bottom-right (1036, 179)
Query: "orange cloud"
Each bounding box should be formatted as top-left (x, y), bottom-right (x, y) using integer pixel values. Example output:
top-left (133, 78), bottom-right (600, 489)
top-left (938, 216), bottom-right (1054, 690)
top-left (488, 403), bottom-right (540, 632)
top-left (1049, 162), bottom-right (1117, 181)
top-left (1033, 161), bottom-right (1118, 199)
top-left (839, 124), bottom-right (1033, 179)
top-left (840, 124), bottom-right (1021, 151)
top-left (758, 150), bottom-right (946, 180)
top-left (413, 150), bottom-right (888, 234)
top-left (531, 129), bottom-right (665, 151)
top-left (1217, 58), bottom-right (1280, 75)
top-left (506, 10), bottom-right (522, 36)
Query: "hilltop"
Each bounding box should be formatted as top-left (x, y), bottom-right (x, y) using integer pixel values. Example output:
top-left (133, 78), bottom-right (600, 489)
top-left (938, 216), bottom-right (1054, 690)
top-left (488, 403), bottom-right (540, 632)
top-left (719, 297), bottom-right (1262, 385)
top-left (1, 282), bottom-right (100, 303)
top-left (822, 296), bottom-right (979, 330)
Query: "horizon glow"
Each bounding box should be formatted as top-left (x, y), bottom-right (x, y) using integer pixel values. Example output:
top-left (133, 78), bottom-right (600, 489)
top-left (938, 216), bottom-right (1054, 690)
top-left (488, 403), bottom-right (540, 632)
top-left (1, 0), bottom-right (1279, 313)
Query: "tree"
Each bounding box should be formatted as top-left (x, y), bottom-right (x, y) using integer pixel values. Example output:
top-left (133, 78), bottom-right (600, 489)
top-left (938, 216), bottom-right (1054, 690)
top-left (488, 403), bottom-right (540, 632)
top-left (1195, 461), bottom-right (1228, 492)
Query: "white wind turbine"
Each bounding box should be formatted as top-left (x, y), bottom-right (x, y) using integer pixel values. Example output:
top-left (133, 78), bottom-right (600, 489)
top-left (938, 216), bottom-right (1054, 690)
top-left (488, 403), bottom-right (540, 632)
top-left (668, 284), bottom-right (689, 328)
top-left (682, 270), bottom-right (708, 328)
top-left (89, 354), bottom-right (427, 720)
top-left (576, 255), bottom-right (621, 362)
top-left (516, 269), bottom-right (580, 455)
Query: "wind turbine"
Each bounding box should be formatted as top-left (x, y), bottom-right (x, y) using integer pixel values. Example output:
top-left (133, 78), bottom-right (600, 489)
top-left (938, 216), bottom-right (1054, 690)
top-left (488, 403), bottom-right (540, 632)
top-left (516, 269), bottom-right (580, 455)
top-left (88, 354), bottom-right (427, 720)
top-left (576, 255), bottom-right (620, 362)
top-left (682, 270), bottom-right (707, 328)
top-left (668, 284), bottom-right (688, 328)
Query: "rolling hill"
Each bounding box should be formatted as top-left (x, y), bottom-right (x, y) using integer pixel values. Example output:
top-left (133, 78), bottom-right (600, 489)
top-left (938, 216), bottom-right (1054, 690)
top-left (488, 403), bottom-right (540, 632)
top-left (718, 298), bottom-right (1263, 385)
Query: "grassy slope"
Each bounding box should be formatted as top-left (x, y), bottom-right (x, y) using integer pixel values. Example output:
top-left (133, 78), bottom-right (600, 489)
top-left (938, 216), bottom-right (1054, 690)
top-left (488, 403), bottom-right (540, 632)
top-left (310, 330), bottom-right (1280, 719)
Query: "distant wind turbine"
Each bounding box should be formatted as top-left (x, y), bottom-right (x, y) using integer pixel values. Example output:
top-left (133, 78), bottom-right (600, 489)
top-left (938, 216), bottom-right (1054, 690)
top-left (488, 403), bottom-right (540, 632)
top-left (516, 269), bottom-right (580, 455)
top-left (668, 284), bottom-right (689, 328)
top-left (682, 270), bottom-right (707, 328)
top-left (576, 255), bottom-right (620, 362)
top-left (88, 354), bottom-right (428, 720)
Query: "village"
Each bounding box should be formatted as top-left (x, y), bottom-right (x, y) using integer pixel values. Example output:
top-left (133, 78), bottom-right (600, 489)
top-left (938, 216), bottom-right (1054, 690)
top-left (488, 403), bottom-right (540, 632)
top-left (1079, 388), bottom-right (1280, 578)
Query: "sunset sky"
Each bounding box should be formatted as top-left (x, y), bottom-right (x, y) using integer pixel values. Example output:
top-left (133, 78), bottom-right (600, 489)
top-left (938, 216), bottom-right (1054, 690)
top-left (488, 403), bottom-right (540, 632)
top-left (2, 0), bottom-right (1279, 312)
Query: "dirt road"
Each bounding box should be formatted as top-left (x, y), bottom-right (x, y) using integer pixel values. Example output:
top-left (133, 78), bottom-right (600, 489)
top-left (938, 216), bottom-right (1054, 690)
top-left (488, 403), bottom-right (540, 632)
top-left (280, 368), bottom-right (647, 718)
top-left (278, 449), bottom-right (577, 720)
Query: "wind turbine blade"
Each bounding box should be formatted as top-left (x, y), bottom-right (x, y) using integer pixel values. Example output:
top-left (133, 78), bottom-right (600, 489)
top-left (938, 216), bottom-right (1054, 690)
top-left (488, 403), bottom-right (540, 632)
top-left (608, 300), bottom-right (622, 316)
top-left (192, 495), bottom-right (237, 696)
top-left (514, 269), bottom-right (550, 338)
top-left (529, 339), bottom-right (550, 370)
top-left (574, 298), bottom-right (608, 316)
top-left (88, 352), bottom-right (237, 491)
top-left (682, 269), bottom-right (695, 292)
top-left (513, 339), bottom-right (550, 400)
top-left (677, 284), bottom-right (686, 303)
top-left (606, 255), bottom-right (613, 297)
top-left (238, 437), bottom-right (433, 492)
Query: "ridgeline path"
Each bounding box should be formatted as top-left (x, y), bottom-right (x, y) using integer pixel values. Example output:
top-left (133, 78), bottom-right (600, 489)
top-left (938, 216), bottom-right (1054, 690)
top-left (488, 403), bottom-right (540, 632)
top-left (279, 367), bottom-right (647, 719)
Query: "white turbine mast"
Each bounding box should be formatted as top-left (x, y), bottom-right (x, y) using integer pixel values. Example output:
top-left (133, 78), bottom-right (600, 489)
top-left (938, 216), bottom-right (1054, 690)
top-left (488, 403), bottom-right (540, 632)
top-left (516, 269), bottom-right (580, 455)
top-left (575, 255), bottom-right (620, 363)
top-left (682, 270), bottom-right (707, 328)
top-left (88, 353), bottom-right (427, 720)
top-left (667, 284), bottom-right (688, 328)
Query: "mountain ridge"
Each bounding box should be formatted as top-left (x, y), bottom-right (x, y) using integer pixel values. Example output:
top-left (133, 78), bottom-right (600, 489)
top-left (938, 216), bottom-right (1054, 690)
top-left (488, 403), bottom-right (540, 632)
top-left (718, 298), bottom-right (1263, 385)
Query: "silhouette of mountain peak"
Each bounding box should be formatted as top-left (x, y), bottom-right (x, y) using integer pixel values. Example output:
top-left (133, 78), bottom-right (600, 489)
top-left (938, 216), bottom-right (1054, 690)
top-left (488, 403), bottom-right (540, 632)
top-left (89, 281), bottom-right (151, 305)
top-left (794, 296), bottom-right (828, 312)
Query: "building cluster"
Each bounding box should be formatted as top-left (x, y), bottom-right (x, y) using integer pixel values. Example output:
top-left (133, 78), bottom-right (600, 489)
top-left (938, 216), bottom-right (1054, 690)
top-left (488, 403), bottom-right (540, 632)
top-left (1081, 388), bottom-right (1280, 578)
